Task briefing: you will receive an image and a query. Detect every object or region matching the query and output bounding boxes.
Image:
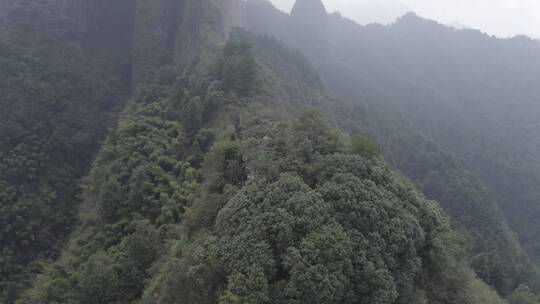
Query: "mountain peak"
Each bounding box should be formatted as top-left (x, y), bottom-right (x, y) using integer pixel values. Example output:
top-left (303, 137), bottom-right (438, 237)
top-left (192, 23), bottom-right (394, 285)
top-left (393, 12), bottom-right (442, 30)
top-left (291, 0), bottom-right (327, 21)
top-left (396, 12), bottom-right (423, 23)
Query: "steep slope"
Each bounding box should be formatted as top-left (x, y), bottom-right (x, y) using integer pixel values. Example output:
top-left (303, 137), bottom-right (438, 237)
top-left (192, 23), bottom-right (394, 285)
top-left (0, 11), bottom-right (131, 304)
top-left (20, 24), bottom-right (504, 303)
top-left (243, 0), bottom-right (540, 297)
top-left (0, 0), bottom-right (248, 301)
top-left (1, 1), bottom-right (534, 303)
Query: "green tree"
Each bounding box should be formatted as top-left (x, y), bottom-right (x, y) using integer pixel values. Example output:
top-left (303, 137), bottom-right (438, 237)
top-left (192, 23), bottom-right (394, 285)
top-left (222, 39), bottom-right (256, 95)
top-left (508, 285), bottom-right (540, 304)
top-left (351, 134), bottom-right (382, 160)
top-left (219, 291), bottom-right (244, 304)
top-left (76, 253), bottom-right (119, 304)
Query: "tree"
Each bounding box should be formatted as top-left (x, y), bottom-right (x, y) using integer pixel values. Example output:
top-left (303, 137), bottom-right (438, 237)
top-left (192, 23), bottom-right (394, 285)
top-left (76, 253), bottom-right (119, 304)
top-left (222, 39), bottom-right (256, 95)
top-left (508, 285), bottom-right (540, 304)
top-left (351, 135), bottom-right (382, 160)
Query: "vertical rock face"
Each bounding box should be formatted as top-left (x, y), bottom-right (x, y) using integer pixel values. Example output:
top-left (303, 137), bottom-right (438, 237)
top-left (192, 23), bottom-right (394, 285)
top-left (131, 0), bottom-right (185, 83)
top-left (0, 0), bottom-right (138, 50)
top-left (0, 0), bottom-right (8, 29)
top-left (218, 0), bottom-right (243, 39)
top-left (0, 0), bottom-right (241, 45)
top-left (242, 0), bottom-right (294, 44)
top-left (290, 0), bottom-right (329, 59)
top-left (131, 0), bottom-right (239, 83)
top-left (174, 0), bottom-right (241, 57)
top-left (0, 0), bottom-right (243, 84)
top-left (291, 0), bottom-right (327, 24)
top-left (290, 0), bottom-right (329, 37)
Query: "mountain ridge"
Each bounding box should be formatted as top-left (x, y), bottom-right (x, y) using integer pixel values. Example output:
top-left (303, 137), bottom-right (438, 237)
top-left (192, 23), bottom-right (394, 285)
top-left (243, 0), bottom-right (540, 297)
top-left (1, 0), bottom-right (540, 303)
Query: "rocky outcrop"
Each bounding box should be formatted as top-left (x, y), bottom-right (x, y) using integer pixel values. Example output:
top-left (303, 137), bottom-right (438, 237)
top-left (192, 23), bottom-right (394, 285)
top-left (291, 0), bottom-right (327, 21)
top-left (128, 0), bottom-right (244, 83)
top-left (174, 0), bottom-right (243, 58)
top-left (219, 0), bottom-right (243, 39)
top-left (290, 0), bottom-right (329, 59)
top-left (0, 0), bottom-right (8, 29)
top-left (0, 0), bottom-right (242, 44)
top-left (131, 0), bottom-right (185, 83)
top-left (290, 0), bottom-right (328, 34)
top-left (0, 0), bottom-right (244, 84)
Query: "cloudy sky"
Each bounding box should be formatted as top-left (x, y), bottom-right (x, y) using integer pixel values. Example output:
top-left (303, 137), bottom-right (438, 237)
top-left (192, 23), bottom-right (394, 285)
top-left (269, 0), bottom-right (540, 38)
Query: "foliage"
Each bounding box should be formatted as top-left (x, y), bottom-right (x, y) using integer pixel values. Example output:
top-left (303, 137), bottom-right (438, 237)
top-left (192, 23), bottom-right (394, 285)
top-left (351, 135), bottom-right (383, 160)
top-left (508, 285), bottom-right (540, 304)
top-left (221, 38), bottom-right (257, 96)
top-left (140, 110), bottom-right (498, 304)
top-left (0, 36), bottom-right (128, 302)
top-left (243, 0), bottom-right (540, 297)
top-left (19, 39), bottom-right (499, 302)
top-left (3, 4), bottom-right (524, 303)
top-left (17, 31), bottom-right (247, 302)
top-left (18, 80), bottom-right (204, 303)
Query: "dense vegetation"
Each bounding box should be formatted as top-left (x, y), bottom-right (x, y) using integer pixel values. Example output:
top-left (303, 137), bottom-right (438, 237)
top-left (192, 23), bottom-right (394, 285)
top-left (16, 30), bottom-right (259, 303)
top-left (8, 29), bottom-right (501, 303)
top-left (0, 34), bottom-right (128, 301)
top-left (244, 0), bottom-right (540, 299)
top-left (2, 0), bottom-right (540, 303)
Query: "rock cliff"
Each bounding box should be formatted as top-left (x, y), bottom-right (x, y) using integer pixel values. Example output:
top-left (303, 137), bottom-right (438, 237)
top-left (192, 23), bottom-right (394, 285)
top-left (0, 0), bottom-right (243, 83)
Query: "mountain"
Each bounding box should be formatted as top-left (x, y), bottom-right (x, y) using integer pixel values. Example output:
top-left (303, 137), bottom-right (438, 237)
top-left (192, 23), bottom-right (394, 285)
top-left (0, 0), bottom-right (239, 301)
top-left (291, 0), bottom-right (327, 21)
top-left (15, 22), bottom-right (503, 304)
top-left (0, 1), bottom-right (136, 301)
top-left (1, 0), bottom-right (539, 303)
top-left (243, 0), bottom-right (540, 296)
top-left (448, 21), bottom-right (472, 30)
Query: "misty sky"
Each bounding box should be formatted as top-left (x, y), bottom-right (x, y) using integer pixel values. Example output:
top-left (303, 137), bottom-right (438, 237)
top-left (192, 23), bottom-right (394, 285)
top-left (269, 0), bottom-right (540, 39)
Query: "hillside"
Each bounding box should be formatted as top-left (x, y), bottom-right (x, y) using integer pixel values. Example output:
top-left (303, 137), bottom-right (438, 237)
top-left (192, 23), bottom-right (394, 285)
top-left (0, 7), bottom-right (132, 301)
top-left (244, 0), bottom-right (540, 297)
top-left (0, 0), bottom-right (539, 303)
top-left (17, 25), bottom-right (503, 303)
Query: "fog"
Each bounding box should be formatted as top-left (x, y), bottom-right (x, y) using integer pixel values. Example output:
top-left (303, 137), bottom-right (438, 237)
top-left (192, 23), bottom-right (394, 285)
top-left (270, 0), bottom-right (540, 38)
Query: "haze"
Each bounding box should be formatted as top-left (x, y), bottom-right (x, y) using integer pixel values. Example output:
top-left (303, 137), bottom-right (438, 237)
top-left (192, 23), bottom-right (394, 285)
top-left (270, 0), bottom-right (540, 39)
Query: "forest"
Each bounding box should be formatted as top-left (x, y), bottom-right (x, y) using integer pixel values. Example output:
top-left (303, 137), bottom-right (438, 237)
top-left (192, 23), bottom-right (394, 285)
top-left (1, 0), bottom-right (540, 303)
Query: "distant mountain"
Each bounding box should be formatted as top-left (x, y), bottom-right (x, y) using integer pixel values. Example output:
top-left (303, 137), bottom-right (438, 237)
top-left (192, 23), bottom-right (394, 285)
top-left (243, 0), bottom-right (540, 297)
top-left (448, 21), bottom-right (472, 30)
